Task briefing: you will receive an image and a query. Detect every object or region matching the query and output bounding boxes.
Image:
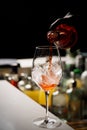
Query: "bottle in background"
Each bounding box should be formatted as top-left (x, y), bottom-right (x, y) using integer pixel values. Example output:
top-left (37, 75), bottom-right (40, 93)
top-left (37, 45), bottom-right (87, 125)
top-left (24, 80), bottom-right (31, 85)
top-left (75, 50), bottom-right (85, 73)
top-left (8, 63), bottom-right (19, 88)
top-left (81, 58), bottom-right (87, 119)
top-left (50, 84), bottom-right (69, 122)
top-left (67, 71), bottom-right (83, 121)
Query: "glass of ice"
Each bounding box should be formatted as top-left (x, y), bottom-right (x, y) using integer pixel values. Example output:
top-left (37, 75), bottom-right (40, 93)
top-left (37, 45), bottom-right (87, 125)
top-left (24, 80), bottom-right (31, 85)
top-left (31, 45), bottom-right (62, 129)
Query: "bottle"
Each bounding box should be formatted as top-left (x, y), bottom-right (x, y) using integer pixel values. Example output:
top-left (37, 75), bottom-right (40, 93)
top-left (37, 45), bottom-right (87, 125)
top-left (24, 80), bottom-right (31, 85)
top-left (51, 84), bottom-right (69, 122)
top-left (47, 12), bottom-right (80, 51)
top-left (8, 63), bottom-right (19, 88)
top-left (81, 58), bottom-right (87, 88)
top-left (65, 49), bottom-right (76, 72)
top-left (81, 58), bottom-right (87, 119)
top-left (75, 50), bottom-right (85, 73)
top-left (67, 71), bottom-right (83, 121)
top-left (73, 68), bottom-right (83, 89)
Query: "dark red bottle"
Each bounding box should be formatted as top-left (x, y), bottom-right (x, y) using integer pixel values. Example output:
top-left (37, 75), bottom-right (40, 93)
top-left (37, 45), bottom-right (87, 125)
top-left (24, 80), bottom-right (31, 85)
top-left (47, 12), bottom-right (80, 51)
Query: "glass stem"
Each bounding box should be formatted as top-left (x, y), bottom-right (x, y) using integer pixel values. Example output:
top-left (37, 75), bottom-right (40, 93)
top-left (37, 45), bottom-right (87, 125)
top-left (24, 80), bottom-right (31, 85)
top-left (45, 91), bottom-right (49, 122)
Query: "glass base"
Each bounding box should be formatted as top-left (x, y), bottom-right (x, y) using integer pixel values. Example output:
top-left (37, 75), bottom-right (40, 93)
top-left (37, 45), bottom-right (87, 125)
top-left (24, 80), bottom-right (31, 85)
top-left (33, 117), bottom-right (62, 129)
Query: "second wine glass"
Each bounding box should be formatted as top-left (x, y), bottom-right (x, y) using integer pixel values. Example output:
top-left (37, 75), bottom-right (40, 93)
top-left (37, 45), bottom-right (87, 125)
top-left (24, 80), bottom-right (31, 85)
top-left (31, 45), bottom-right (62, 129)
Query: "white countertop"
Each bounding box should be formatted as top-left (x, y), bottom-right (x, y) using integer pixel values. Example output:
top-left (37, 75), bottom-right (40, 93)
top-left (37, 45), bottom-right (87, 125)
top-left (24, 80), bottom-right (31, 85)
top-left (0, 80), bottom-right (74, 130)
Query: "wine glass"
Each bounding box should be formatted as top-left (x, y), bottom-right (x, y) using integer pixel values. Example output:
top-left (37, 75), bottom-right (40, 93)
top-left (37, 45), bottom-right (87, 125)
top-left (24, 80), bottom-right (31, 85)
top-left (31, 45), bottom-right (62, 129)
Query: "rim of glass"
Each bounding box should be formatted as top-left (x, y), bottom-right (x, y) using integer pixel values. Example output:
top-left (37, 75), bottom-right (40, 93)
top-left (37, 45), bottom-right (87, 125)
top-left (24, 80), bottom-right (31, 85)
top-left (36, 45), bottom-right (56, 49)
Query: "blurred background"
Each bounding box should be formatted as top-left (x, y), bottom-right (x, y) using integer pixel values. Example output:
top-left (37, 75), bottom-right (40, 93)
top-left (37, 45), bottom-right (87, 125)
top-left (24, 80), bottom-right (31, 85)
top-left (1, 2), bottom-right (87, 128)
top-left (0, 0), bottom-right (85, 59)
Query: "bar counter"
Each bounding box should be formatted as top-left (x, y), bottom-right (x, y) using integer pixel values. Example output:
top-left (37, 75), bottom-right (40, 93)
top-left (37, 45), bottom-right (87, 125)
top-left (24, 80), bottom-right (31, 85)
top-left (0, 80), bottom-right (74, 130)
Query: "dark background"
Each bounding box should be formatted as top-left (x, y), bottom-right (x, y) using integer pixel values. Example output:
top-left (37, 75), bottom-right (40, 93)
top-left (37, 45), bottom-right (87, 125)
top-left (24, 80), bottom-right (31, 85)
top-left (0, 0), bottom-right (85, 59)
